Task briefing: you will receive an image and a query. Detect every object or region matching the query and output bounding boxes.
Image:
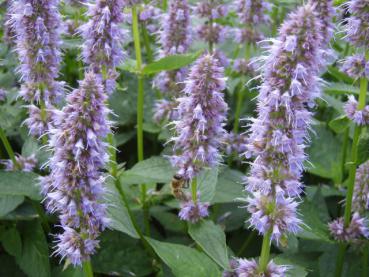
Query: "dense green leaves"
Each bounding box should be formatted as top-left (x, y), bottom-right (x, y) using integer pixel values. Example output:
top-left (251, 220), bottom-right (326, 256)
top-left (147, 238), bottom-right (221, 277)
top-left (188, 220), bottom-right (229, 270)
top-left (328, 115), bottom-right (350, 134)
top-left (0, 196), bottom-right (24, 217)
top-left (197, 167), bottom-right (219, 203)
top-left (0, 227), bottom-right (22, 257)
top-left (0, 172), bottom-right (41, 200)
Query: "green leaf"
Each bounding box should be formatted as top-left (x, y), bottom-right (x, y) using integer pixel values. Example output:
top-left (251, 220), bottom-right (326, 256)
top-left (274, 256), bottom-right (308, 277)
top-left (0, 196), bottom-right (24, 217)
top-left (324, 82), bottom-right (360, 96)
top-left (120, 156), bottom-right (175, 186)
top-left (213, 168), bottom-right (244, 204)
top-left (0, 253), bottom-right (26, 277)
top-left (118, 58), bottom-right (139, 73)
top-left (16, 221), bottom-right (50, 277)
top-left (188, 220), bottom-right (229, 270)
top-left (92, 230), bottom-right (152, 277)
top-left (357, 131), bottom-right (369, 165)
top-left (142, 51), bottom-right (202, 75)
top-left (306, 122), bottom-right (342, 181)
top-left (0, 227), bottom-right (22, 257)
top-left (327, 66), bottom-right (355, 84)
top-left (105, 181), bottom-right (139, 239)
top-left (0, 172), bottom-right (41, 200)
top-left (328, 115), bottom-right (350, 134)
top-left (147, 238), bottom-right (221, 277)
top-left (150, 208), bottom-right (186, 233)
top-left (51, 266), bottom-right (84, 277)
top-left (197, 167), bottom-right (219, 203)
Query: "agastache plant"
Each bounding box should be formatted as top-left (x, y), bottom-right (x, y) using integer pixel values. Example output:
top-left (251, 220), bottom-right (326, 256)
top-left (42, 72), bottom-right (110, 266)
top-left (170, 54), bottom-right (228, 223)
top-left (238, 4), bottom-right (323, 273)
top-left (153, 0), bottom-right (191, 123)
top-left (8, 0), bottom-right (64, 137)
top-left (80, 0), bottom-right (127, 94)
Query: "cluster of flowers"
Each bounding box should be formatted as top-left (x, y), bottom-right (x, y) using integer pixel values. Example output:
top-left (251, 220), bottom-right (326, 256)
top-left (223, 132), bottom-right (248, 156)
top-left (153, 0), bottom-right (192, 123)
top-left (8, 0), bottom-right (64, 137)
top-left (344, 95), bottom-right (369, 125)
top-left (236, 4), bottom-right (324, 273)
top-left (223, 258), bottom-right (288, 277)
top-left (171, 54), bottom-right (228, 223)
top-left (1, 154), bottom-right (37, 172)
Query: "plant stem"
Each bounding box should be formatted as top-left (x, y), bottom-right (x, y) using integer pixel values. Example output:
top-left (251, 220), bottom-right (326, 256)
top-left (82, 261), bottom-right (94, 277)
top-left (259, 229), bottom-right (272, 272)
top-left (191, 178), bottom-right (198, 204)
top-left (208, 0), bottom-right (214, 53)
top-left (336, 50), bottom-right (369, 277)
top-left (0, 127), bottom-right (17, 166)
top-left (132, 5), bottom-right (150, 235)
top-left (162, 0), bottom-right (167, 10)
top-left (340, 128), bottom-right (349, 184)
top-left (141, 25), bottom-right (153, 63)
top-left (363, 245), bottom-right (369, 277)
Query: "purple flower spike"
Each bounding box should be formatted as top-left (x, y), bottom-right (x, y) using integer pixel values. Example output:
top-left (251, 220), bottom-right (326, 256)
top-left (344, 95), bottom-right (369, 126)
top-left (341, 54), bottom-right (367, 80)
top-left (243, 4), bottom-right (324, 242)
top-left (310, 0), bottom-right (335, 46)
top-left (8, 0), bottom-right (64, 104)
top-left (178, 197), bottom-right (209, 223)
top-left (170, 54), bottom-right (228, 180)
top-left (236, 258), bottom-right (288, 277)
top-left (80, 0), bottom-right (127, 93)
top-left (1, 154), bottom-right (37, 172)
top-left (345, 0), bottom-right (369, 48)
top-left (329, 212), bottom-right (369, 243)
top-left (353, 161), bottom-right (369, 213)
top-left (44, 72), bottom-right (111, 265)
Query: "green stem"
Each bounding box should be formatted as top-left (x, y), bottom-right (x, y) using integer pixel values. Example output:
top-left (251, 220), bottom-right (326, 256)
top-left (208, 0), bottom-right (214, 53)
top-left (233, 87), bottom-right (245, 134)
top-left (363, 245), bottom-right (369, 277)
top-left (82, 261), bottom-right (94, 277)
top-left (335, 244), bottom-right (346, 277)
top-left (141, 25), bottom-right (153, 63)
top-left (132, 5), bottom-right (150, 234)
top-left (191, 178), bottom-right (198, 204)
top-left (0, 127), bottom-right (17, 166)
top-left (259, 229), bottom-right (272, 273)
top-left (340, 128), bottom-right (349, 184)
top-left (162, 0), bottom-right (167, 10)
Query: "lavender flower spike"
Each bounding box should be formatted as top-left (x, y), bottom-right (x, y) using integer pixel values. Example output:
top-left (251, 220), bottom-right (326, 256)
top-left (44, 72), bottom-right (111, 265)
top-left (8, 0), bottom-right (64, 104)
top-left (310, 0), bottom-right (334, 46)
top-left (345, 0), bottom-right (369, 48)
top-left (244, 4), bottom-right (323, 243)
top-left (80, 0), bottom-right (126, 93)
top-left (236, 258), bottom-right (288, 277)
top-left (171, 54), bottom-right (228, 180)
top-left (353, 161), bottom-right (369, 213)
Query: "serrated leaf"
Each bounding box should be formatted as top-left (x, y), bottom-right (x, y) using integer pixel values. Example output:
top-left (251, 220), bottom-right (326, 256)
top-left (118, 58), bottom-right (139, 73)
top-left (16, 221), bottom-right (50, 277)
top-left (328, 115), bottom-right (350, 134)
top-left (213, 168), bottom-right (244, 204)
top-left (147, 238), bottom-right (221, 277)
top-left (92, 230), bottom-right (152, 277)
top-left (324, 82), bottom-right (360, 96)
top-left (0, 172), bottom-right (41, 200)
top-left (188, 220), bottom-right (229, 270)
top-left (357, 131), bottom-right (369, 165)
top-left (274, 256), bottom-right (308, 277)
top-left (0, 195), bottom-right (24, 217)
top-left (105, 181), bottom-right (139, 239)
top-left (120, 156), bottom-right (175, 186)
top-left (197, 167), bottom-right (219, 203)
top-left (142, 51), bottom-right (202, 75)
top-left (0, 227), bottom-right (22, 257)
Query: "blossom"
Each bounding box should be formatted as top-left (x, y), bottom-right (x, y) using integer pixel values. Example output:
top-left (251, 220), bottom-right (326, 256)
top-left (197, 23), bottom-right (227, 45)
top-left (329, 213), bottom-right (369, 243)
top-left (344, 95), bottom-right (369, 126)
top-left (178, 196), bottom-right (209, 223)
top-left (44, 72), bottom-right (110, 265)
top-left (223, 132), bottom-right (248, 156)
top-left (1, 154), bottom-right (37, 172)
top-left (353, 161), bottom-right (369, 213)
top-left (80, 0), bottom-right (127, 93)
top-left (341, 54), bottom-right (368, 79)
top-left (236, 258), bottom-right (288, 277)
top-left (153, 99), bottom-right (178, 123)
top-left (344, 0), bottom-right (369, 48)
top-left (243, 4), bottom-right (323, 241)
top-left (310, 0), bottom-right (335, 46)
top-left (8, 0), bottom-right (63, 104)
top-left (234, 0), bottom-right (270, 44)
top-left (170, 54), bottom-right (228, 180)
top-left (233, 59), bottom-right (256, 75)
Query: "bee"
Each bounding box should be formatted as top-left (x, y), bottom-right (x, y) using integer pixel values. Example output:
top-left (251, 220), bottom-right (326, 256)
top-left (171, 174), bottom-right (189, 201)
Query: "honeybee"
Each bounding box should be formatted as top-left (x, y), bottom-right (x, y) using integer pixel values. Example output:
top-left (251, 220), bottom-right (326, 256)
top-left (171, 174), bottom-right (189, 201)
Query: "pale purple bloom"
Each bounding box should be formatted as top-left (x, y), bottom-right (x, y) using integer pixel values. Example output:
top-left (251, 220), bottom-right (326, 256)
top-left (233, 59), bottom-right (255, 75)
top-left (153, 99), bottom-right (178, 123)
top-left (353, 161), bottom-right (369, 213)
top-left (23, 105), bottom-right (51, 137)
top-left (197, 23), bottom-right (227, 45)
top-left (195, 1), bottom-right (228, 19)
top-left (236, 258), bottom-right (288, 277)
top-left (243, 4), bottom-right (323, 241)
top-left (222, 259), bottom-right (238, 277)
top-left (8, 0), bottom-right (63, 104)
top-left (311, 0), bottom-right (335, 46)
top-left (344, 0), bottom-right (369, 48)
top-left (44, 72), bottom-right (110, 265)
top-left (344, 95), bottom-right (369, 126)
top-left (1, 154), bottom-right (37, 172)
top-left (223, 132), bottom-right (248, 156)
top-left (329, 212), bottom-right (369, 243)
top-left (170, 54), bottom-right (228, 180)
top-left (80, 0), bottom-right (127, 94)
top-left (341, 54), bottom-right (367, 79)
top-left (234, 0), bottom-right (270, 44)
top-left (178, 196), bottom-right (209, 223)
top-left (214, 50), bottom-right (230, 68)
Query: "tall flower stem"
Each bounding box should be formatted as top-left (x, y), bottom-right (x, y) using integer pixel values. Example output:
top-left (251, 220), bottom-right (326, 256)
top-left (142, 25), bottom-right (153, 63)
top-left (191, 178), bottom-right (198, 204)
top-left (336, 50), bottom-right (369, 277)
top-left (259, 229), bottom-right (272, 272)
top-left (132, 5), bottom-right (149, 234)
top-left (162, 0), bottom-right (167, 10)
top-left (0, 127), bottom-right (17, 166)
top-left (82, 261), bottom-right (94, 277)
top-left (340, 128), bottom-right (349, 184)
top-left (363, 246), bottom-right (369, 277)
